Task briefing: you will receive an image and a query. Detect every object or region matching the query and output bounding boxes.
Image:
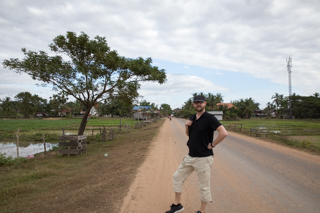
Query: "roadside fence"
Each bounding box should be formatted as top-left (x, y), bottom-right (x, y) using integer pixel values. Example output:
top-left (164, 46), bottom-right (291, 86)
top-left (1, 118), bottom-right (160, 158)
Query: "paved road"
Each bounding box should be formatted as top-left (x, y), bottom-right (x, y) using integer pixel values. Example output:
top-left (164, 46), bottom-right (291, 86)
top-left (121, 118), bottom-right (320, 213)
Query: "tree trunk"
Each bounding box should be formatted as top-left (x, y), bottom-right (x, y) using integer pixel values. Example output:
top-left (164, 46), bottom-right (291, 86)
top-left (78, 108), bottom-right (91, 135)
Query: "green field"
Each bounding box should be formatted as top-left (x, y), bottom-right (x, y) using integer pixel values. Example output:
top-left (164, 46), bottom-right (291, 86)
top-left (0, 117), bottom-right (140, 141)
top-left (1, 117), bottom-right (319, 153)
top-left (87, 117), bottom-right (138, 127)
top-left (0, 117), bottom-right (139, 131)
top-left (0, 119), bottom-right (81, 132)
top-left (221, 118), bottom-right (320, 153)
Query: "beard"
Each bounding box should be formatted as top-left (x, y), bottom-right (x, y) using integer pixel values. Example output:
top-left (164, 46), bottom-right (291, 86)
top-left (194, 105), bottom-right (205, 112)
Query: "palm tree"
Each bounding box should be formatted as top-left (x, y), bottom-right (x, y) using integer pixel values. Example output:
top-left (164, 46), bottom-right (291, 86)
top-left (271, 93), bottom-right (282, 110)
top-left (233, 98), bottom-right (259, 119)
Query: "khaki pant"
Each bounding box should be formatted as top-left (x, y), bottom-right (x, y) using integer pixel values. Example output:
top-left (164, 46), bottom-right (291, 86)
top-left (173, 154), bottom-right (214, 202)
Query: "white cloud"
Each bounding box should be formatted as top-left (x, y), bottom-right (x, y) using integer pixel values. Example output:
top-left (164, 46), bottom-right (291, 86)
top-left (0, 0), bottom-right (319, 108)
top-left (138, 74), bottom-right (229, 108)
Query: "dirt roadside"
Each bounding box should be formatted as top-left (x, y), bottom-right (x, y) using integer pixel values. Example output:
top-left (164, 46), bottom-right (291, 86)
top-left (118, 118), bottom-right (320, 213)
top-left (0, 119), bottom-right (165, 213)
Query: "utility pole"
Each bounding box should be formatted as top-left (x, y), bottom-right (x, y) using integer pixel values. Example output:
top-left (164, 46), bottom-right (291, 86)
top-left (287, 57), bottom-right (292, 118)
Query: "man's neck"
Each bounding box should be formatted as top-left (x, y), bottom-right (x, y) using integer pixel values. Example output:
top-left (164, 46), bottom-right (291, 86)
top-left (196, 110), bottom-right (205, 119)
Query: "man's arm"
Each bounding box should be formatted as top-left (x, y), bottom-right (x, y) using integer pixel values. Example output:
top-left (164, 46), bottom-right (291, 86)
top-left (185, 120), bottom-right (193, 136)
top-left (208, 125), bottom-right (228, 149)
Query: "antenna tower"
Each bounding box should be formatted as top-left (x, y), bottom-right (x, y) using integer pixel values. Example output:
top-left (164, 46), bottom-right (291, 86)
top-left (287, 57), bottom-right (292, 118)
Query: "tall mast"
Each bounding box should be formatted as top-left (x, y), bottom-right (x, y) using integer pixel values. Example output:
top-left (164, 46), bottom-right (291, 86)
top-left (287, 57), bottom-right (292, 118)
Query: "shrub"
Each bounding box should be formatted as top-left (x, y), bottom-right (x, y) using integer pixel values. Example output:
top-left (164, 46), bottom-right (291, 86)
top-left (301, 140), bottom-right (312, 148)
top-left (0, 153), bottom-right (27, 167)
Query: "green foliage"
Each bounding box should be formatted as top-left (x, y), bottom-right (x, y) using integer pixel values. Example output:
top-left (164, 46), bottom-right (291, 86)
top-left (49, 93), bottom-right (68, 117)
top-left (232, 98), bottom-right (259, 119)
top-left (176, 109), bottom-right (195, 118)
top-left (0, 153), bottom-right (27, 167)
top-left (192, 92), bottom-right (224, 110)
top-left (13, 92), bottom-right (48, 118)
top-left (87, 118), bottom-right (137, 126)
top-left (0, 97), bottom-right (20, 118)
top-left (301, 140), bottom-right (312, 148)
top-left (3, 31), bottom-right (166, 135)
top-left (290, 95), bottom-right (320, 118)
top-left (160, 103), bottom-right (172, 116)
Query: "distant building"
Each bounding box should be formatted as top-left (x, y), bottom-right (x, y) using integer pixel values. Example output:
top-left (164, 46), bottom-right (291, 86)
top-left (132, 106), bottom-right (160, 120)
top-left (134, 111), bottom-right (151, 120)
top-left (216, 103), bottom-right (236, 109)
top-left (132, 106), bottom-right (152, 111)
top-left (90, 104), bottom-right (99, 116)
top-left (208, 111), bottom-right (223, 120)
top-left (35, 112), bottom-right (49, 118)
top-left (59, 108), bottom-right (72, 116)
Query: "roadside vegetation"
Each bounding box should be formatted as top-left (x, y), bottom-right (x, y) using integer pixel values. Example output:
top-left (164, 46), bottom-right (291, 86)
top-left (221, 118), bottom-right (320, 154)
top-left (0, 119), bottom-right (165, 212)
top-left (174, 92), bottom-right (320, 154)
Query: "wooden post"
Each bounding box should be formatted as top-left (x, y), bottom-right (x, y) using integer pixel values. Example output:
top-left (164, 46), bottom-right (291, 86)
top-left (14, 127), bottom-right (20, 158)
top-left (62, 128), bottom-right (65, 143)
top-left (42, 133), bottom-right (47, 155)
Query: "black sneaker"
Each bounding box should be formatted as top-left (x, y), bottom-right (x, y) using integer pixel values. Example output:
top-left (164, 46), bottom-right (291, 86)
top-left (165, 203), bottom-right (184, 213)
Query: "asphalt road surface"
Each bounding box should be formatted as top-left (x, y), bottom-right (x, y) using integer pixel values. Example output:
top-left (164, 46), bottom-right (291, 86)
top-left (120, 118), bottom-right (320, 213)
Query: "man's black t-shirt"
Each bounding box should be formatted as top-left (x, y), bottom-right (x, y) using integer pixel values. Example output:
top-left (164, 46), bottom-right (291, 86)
top-left (187, 111), bottom-right (222, 157)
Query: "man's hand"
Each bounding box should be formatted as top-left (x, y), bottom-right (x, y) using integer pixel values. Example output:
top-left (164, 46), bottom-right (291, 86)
top-left (185, 120), bottom-right (193, 127)
top-left (207, 143), bottom-right (214, 150)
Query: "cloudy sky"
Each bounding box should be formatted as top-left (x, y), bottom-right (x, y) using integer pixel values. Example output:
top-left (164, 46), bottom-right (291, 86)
top-left (1, 0), bottom-right (319, 109)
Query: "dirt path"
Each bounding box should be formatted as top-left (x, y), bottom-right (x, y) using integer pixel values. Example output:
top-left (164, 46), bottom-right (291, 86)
top-left (119, 118), bottom-right (320, 213)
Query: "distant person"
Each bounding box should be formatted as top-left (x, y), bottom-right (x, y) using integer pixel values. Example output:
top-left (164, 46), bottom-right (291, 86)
top-left (165, 95), bottom-right (228, 213)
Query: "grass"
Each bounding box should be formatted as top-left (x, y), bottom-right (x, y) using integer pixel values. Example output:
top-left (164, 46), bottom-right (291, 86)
top-left (0, 117), bottom-right (143, 141)
top-left (0, 118), bottom-right (165, 213)
top-left (0, 118), bottom-right (81, 132)
top-left (221, 118), bottom-right (320, 154)
top-left (87, 117), bottom-right (139, 126)
top-left (0, 117), bottom-right (140, 132)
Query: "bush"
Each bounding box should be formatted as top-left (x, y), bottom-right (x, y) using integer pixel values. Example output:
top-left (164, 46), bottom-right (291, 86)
top-left (0, 153), bottom-right (13, 166)
top-left (301, 140), bottom-right (312, 148)
top-left (0, 153), bottom-right (27, 167)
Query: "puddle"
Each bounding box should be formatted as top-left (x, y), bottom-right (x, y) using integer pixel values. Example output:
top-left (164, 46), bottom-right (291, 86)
top-left (0, 142), bottom-right (58, 158)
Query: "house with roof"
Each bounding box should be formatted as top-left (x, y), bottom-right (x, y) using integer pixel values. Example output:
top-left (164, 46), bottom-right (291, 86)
top-left (132, 106), bottom-right (152, 111)
top-left (132, 106), bottom-right (159, 120)
top-left (216, 103), bottom-right (236, 109)
top-left (59, 108), bottom-right (72, 116)
top-left (208, 111), bottom-right (224, 120)
top-left (89, 104), bottom-right (99, 116)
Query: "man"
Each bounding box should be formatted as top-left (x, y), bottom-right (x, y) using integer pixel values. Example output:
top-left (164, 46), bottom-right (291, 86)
top-left (165, 95), bottom-right (228, 213)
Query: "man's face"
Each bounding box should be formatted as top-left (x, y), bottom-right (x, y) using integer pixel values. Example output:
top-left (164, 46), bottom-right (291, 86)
top-left (193, 101), bottom-right (206, 112)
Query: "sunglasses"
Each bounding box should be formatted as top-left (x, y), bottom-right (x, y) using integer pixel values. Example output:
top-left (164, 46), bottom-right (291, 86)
top-left (193, 101), bottom-right (205, 104)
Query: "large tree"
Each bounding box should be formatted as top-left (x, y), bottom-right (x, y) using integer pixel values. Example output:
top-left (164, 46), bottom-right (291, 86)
top-left (160, 103), bottom-right (172, 116)
top-left (49, 93), bottom-right (68, 117)
top-left (0, 97), bottom-right (19, 118)
top-left (232, 98), bottom-right (259, 119)
top-left (3, 31), bottom-right (166, 134)
top-left (14, 92), bottom-right (47, 117)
